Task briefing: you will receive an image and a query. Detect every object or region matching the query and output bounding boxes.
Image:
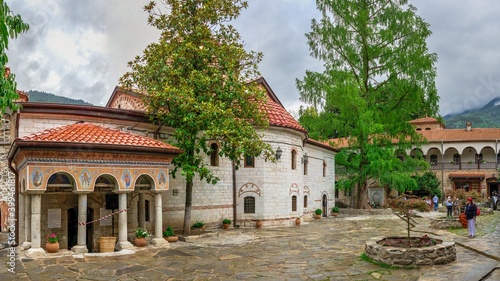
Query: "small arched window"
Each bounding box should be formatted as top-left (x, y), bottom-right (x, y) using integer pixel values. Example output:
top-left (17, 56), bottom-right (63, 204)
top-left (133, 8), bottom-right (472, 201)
top-left (292, 195), bottom-right (297, 212)
top-left (291, 150), bottom-right (297, 170)
top-left (210, 143), bottom-right (219, 166)
top-left (453, 154), bottom-right (461, 165)
top-left (430, 154), bottom-right (437, 166)
top-left (322, 161), bottom-right (327, 177)
top-left (244, 196), bottom-right (255, 213)
top-left (303, 195), bottom-right (308, 208)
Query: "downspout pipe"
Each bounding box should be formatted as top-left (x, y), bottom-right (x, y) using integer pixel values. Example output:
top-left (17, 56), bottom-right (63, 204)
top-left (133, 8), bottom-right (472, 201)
top-left (441, 141), bottom-right (445, 201)
top-left (232, 160), bottom-right (237, 227)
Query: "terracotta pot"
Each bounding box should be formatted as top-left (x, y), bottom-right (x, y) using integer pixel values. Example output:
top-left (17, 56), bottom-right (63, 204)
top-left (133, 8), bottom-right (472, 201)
top-left (46, 242), bottom-right (59, 253)
top-left (295, 218), bottom-right (301, 225)
top-left (256, 220), bottom-right (263, 228)
top-left (134, 237), bottom-right (147, 247)
top-left (315, 214), bottom-right (321, 219)
top-left (164, 235), bottom-right (178, 243)
top-left (333, 212), bottom-right (338, 217)
top-left (223, 223), bottom-right (230, 229)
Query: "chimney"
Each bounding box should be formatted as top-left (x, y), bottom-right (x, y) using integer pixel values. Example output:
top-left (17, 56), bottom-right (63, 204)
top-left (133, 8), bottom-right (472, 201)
top-left (466, 122), bottom-right (472, 131)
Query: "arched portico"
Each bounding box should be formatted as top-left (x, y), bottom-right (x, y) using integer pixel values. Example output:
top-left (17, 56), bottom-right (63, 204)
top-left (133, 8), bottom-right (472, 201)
top-left (8, 122), bottom-right (181, 256)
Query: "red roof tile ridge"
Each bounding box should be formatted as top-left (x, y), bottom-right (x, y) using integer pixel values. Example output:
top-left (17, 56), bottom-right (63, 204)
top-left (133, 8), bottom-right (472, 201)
top-left (21, 122), bottom-right (178, 149)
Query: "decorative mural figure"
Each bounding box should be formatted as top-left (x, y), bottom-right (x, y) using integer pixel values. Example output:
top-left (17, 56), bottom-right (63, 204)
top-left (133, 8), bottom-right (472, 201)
top-left (157, 171), bottom-right (167, 188)
top-left (80, 169), bottom-right (92, 189)
top-left (122, 170), bottom-right (132, 188)
top-left (32, 169), bottom-right (43, 187)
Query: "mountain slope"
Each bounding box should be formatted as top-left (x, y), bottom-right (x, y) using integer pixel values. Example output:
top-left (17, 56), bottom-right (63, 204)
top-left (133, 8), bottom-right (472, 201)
top-left (26, 90), bottom-right (93, 106)
top-left (444, 97), bottom-right (500, 128)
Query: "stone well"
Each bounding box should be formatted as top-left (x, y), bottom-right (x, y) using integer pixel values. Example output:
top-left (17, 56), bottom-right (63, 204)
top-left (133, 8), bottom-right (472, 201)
top-left (430, 218), bottom-right (462, 229)
top-left (365, 236), bottom-right (456, 267)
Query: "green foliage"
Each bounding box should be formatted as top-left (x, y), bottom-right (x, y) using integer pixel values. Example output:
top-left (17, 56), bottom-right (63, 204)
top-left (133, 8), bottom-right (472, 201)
top-left (0, 0), bottom-right (29, 114)
top-left (191, 221), bottom-right (205, 229)
top-left (163, 226), bottom-right (175, 237)
top-left (315, 208), bottom-right (322, 215)
top-left (121, 0), bottom-right (273, 234)
top-left (48, 233), bottom-right (58, 243)
top-left (222, 218), bottom-right (231, 224)
top-left (297, 0), bottom-right (439, 208)
top-left (332, 206), bottom-right (339, 213)
top-left (413, 172), bottom-right (441, 198)
top-left (135, 227), bottom-right (149, 238)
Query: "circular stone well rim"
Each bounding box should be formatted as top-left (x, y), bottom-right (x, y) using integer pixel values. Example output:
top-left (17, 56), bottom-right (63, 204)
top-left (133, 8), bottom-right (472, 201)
top-left (365, 236), bottom-right (456, 267)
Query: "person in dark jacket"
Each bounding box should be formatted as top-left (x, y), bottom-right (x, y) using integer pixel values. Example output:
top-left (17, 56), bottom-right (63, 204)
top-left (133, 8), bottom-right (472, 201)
top-left (465, 197), bottom-right (477, 238)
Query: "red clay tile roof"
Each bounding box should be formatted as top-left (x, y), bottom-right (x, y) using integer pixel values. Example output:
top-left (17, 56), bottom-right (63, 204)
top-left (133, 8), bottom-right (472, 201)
top-left (262, 95), bottom-right (306, 133)
top-left (418, 128), bottom-right (500, 142)
top-left (409, 117), bottom-right (440, 124)
top-left (21, 122), bottom-right (179, 150)
top-left (448, 172), bottom-right (485, 179)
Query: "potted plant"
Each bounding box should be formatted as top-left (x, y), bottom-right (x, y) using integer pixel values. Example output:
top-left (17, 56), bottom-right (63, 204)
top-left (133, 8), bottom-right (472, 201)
top-left (134, 227), bottom-right (149, 247)
top-left (191, 221), bottom-right (206, 231)
top-left (295, 214), bottom-right (302, 226)
top-left (222, 218), bottom-right (231, 229)
top-left (332, 206), bottom-right (340, 216)
top-left (46, 232), bottom-right (59, 253)
top-left (315, 209), bottom-right (322, 219)
top-left (163, 226), bottom-right (178, 242)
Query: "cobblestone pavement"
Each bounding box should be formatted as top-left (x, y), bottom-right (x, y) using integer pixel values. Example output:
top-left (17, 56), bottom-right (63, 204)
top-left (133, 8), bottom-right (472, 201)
top-left (1, 212), bottom-right (499, 280)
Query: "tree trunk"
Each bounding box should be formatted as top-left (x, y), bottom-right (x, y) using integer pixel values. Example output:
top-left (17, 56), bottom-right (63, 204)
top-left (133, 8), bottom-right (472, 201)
top-left (182, 180), bottom-right (193, 235)
top-left (355, 181), bottom-right (370, 209)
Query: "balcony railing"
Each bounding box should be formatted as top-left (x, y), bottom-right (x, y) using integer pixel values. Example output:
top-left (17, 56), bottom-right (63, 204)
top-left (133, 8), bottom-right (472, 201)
top-left (430, 161), bottom-right (498, 170)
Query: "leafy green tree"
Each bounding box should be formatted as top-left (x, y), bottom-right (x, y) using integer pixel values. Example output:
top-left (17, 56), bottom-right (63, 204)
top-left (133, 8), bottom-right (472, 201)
top-left (121, 0), bottom-right (273, 234)
top-left (297, 0), bottom-right (439, 208)
top-left (0, 0), bottom-right (28, 114)
top-left (413, 172), bottom-right (441, 198)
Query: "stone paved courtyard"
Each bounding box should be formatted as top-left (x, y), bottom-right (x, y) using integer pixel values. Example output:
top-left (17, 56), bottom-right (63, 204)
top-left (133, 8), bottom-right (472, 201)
top-left (1, 211), bottom-right (500, 280)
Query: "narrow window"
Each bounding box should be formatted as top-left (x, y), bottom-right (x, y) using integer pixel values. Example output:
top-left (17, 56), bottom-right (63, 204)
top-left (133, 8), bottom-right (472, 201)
top-left (453, 154), bottom-right (461, 165)
top-left (291, 150), bottom-right (297, 170)
top-left (210, 143), bottom-right (219, 166)
top-left (244, 196), bottom-right (255, 213)
top-left (476, 153), bottom-right (483, 164)
top-left (430, 154), bottom-right (437, 166)
top-left (304, 160), bottom-right (308, 175)
top-left (303, 195), bottom-right (308, 208)
top-left (292, 195), bottom-right (297, 212)
top-left (145, 200), bottom-right (150, 222)
top-left (244, 155), bottom-right (255, 168)
top-left (322, 161), bottom-right (327, 177)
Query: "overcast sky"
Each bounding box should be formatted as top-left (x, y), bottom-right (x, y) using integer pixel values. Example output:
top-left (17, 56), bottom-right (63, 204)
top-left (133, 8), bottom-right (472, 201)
top-left (5, 0), bottom-right (500, 116)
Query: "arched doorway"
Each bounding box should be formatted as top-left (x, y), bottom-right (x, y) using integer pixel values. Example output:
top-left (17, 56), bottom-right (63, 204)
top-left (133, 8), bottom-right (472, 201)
top-left (67, 206), bottom-right (94, 252)
top-left (322, 194), bottom-right (328, 217)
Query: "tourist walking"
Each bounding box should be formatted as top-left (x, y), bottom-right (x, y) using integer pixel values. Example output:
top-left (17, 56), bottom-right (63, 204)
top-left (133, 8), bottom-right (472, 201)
top-left (446, 196), bottom-right (453, 218)
top-left (433, 195), bottom-right (439, 211)
top-left (465, 197), bottom-right (477, 238)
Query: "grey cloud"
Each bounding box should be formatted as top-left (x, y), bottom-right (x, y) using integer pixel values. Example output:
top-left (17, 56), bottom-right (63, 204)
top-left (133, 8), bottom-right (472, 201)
top-left (5, 0), bottom-right (500, 117)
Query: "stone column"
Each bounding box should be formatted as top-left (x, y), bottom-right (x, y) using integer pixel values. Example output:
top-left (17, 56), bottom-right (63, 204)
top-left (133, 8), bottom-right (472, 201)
top-left (71, 193), bottom-right (88, 254)
top-left (138, 193), bottom-right (145, 228)
top-left (150, 192), bottom-right (169, 247)
top-left (116, 192), bottom-right (133, 250)
top-left (20, 194), bottom-right (31, 250)
top-left (26, 193), bottom-right (45, 256)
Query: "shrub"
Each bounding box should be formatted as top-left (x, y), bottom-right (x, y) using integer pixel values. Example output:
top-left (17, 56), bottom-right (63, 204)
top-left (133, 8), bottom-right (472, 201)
top-left (135, 227), bottom-right (149, 238)
top-left (222, 218), bottom-right (231, 224)
top-left (315, 209), bottom-right (322, 215)
top-left (191, 221), bottom-right (205, 229)
top-left (163, 226), bottom-right (175, 237)
top-left (48, 233), bottom-right (58, 243)
top-left (332, 206), bottom-right (339, 213)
